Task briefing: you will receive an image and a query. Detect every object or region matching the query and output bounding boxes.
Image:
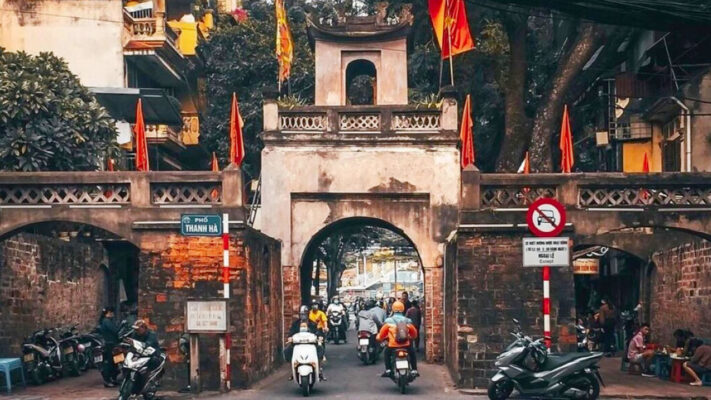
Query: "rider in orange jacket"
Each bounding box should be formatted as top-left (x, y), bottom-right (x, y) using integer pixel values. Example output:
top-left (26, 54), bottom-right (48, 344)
top-left (376, 301), bottom-right (418, 377)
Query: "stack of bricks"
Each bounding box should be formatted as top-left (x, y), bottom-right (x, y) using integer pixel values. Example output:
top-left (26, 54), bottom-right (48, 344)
top-left (0, 233), bottom-right (107, 356)
top-left (137, 227), bottom-right (282, 390)
top-left (651, 238), bottom-right (711, 343)
top-left (446, 232), bottom-right (575, 388)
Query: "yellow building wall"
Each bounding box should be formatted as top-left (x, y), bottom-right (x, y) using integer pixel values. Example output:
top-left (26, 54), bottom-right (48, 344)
top-left (622, 138), bottom-right (662, 172)
top-left (168, 21), bottom-right (199, 56)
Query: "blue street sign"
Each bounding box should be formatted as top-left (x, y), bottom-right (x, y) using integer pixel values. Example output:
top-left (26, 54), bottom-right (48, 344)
top-left (181, 214), bottom-right (222, 236)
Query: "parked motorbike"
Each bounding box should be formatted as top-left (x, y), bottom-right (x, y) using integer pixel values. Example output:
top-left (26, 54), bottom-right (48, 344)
top-left (576, 324), bottom-right (589, 353)
top-left (57, 325), bottom-right (82, 377)
top-left (75, 328), bottom-right (105, 371)
top-left (356, 330), bottom-right (381, 365)
top-left (327, 311), bottom-right (346, 344)
top-left (289, 326), bottom-right (322, 397)
top-left (22, 328), bottom-right (62, 385)
top-left (586, 327), bottom-right (602, 352)
top-left (487, 319), bottom-right (605, 400)
top-left (386, 347), bottom-right (417, 394)
top-left (116, 337), bottom-right (165, 400)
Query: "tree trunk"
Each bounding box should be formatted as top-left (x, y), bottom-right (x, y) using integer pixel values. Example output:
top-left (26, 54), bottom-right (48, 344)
top-left (496, 16), bottom-right (531, 172)
top-left (527, 23), bottom-right (606, 172)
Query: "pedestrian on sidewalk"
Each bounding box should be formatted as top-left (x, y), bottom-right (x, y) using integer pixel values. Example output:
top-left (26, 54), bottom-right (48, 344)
top-left (598, 299), bottom-right (617, 356)
top-left (683, 342), bottom-right (711, 386)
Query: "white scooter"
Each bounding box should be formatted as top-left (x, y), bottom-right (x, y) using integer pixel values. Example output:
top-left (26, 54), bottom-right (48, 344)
top-left (290, 326), bottom-right (322, 396)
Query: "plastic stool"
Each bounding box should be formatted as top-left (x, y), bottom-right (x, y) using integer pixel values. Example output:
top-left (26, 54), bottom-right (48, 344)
top-left (0, 358), bottom-right (26, 394)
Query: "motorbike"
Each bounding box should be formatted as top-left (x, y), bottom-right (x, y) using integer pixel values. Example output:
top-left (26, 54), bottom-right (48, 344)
top-left (22, 328), bottom-right (62, 385)
top-left (116, 337), bottom-right (166, 400)
top-left (327, 311), bottom-right (346, 344)
top-left (289, 326), bottom-right (322, 397)
top-left (57, 325), bottom-right (82, 377)
top-left (75, 328), bottom-right (105, 371)
top-left (487, 319), bottom-right (605, 400)
top-left (586, 327), bottom-right (602, 352)
top-left (576, 324), bottom-right (589, 352)
top-left (386, 347), bottom-right (417, 394)
top-left (356, 330), bottom-right (381, 365)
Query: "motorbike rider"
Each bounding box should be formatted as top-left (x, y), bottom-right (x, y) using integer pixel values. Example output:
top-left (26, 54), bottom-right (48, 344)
top-left (97, 307), bottom-right (120, 387)
top-left (129, 320), bottom-right (163, 373)
top-left (376, 301), bottom-right (418, 378)
top-left (358, 299), bottom-right (384, 347)
top-left (286, 306), bottom-right (325, 380)
top-left (308, 300), bottom-right (329, 336)
top-left (326, 296), bottom-right (347, 342)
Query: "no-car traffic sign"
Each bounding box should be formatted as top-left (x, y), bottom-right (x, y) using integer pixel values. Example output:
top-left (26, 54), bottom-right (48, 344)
top-left (526, 198), bottom-right (566, 237)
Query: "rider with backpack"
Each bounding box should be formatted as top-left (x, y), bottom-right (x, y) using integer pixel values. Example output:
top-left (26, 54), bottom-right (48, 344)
top-left (376, 301), bottom-right (418, 378)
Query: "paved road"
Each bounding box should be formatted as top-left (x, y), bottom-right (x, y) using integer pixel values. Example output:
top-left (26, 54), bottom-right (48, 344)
top-left (223, 329), bottom-right (469, 400)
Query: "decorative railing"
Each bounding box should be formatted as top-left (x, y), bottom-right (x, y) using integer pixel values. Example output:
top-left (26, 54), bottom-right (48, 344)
top-left (151, 182), bottom-right (222, 204)
top-left (339, 112), bottom-right (381, 131)
top-left (273, 105), bottom-right (447, 134)
top-left (0, 171), bottom-right (244, 207)
top-left (279, 112), bottom-right (328, 131)
top-left (0, 184), bottom-right (130, 205)
top-left (123, 10), bottom-right (177, 45)
top-left (467, 172), bottom-right (711, 210)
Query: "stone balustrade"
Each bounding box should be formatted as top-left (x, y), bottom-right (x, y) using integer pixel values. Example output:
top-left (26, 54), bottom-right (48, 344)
top-left (462, 167), bottom-right (711, 209)
top-left (0, 170), bottom-right (243, 208)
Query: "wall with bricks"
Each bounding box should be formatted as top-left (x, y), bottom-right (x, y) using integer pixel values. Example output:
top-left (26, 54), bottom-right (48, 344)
top-left (137, 227), bottom-right (282, 390)
top-left (650, 238), bottom-right (711, 343)
top-left (446, 232), bottom-right (576, 388)
top-left (0, 233), bottom-right (108, 356)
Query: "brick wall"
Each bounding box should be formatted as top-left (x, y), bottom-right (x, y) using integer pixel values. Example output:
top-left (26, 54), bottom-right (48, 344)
top-left (0, 233), bottom-right (107, 356)
top-left (651, 238), bottom-right (711, 343)
top-left (138, 227), bottom-right (282, 390)
top-left (447, 232), bottom-right (576, 388)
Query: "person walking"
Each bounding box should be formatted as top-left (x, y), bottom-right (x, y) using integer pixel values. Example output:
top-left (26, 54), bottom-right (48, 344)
top-left (598, 299), bottom-right (617, 356)
top-left (405, 300), bottom-right (422, 351)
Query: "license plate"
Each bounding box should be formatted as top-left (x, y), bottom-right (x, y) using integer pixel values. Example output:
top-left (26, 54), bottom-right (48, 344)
top-left (359, 339), bottom-right (369, 346)
top-left (94, 355), bottom-right (103, 363)
top-left (63, 347), bottom-right (74, 354)
top-left (395, 360), bottom-right (409, 369)
top-left (24, 353), bottom-right (34, 362)
top-left (113, 354), bottom-right (125, 364)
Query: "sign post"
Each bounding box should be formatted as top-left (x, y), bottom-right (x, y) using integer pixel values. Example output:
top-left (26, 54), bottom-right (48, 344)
top-left (525, 198), bottom-right (568, 348)
top-left (180, 213), bottom-right (230, 392)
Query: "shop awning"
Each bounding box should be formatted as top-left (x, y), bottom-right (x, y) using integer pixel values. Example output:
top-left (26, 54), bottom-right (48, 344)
top-left (89, 87), bottom-right (183, 125)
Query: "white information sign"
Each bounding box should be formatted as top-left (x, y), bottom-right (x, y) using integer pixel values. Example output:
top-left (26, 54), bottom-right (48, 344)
top-left (186, 300), bottom-right (228, 333)
top-left (523, 237), bottom-right (570, 267)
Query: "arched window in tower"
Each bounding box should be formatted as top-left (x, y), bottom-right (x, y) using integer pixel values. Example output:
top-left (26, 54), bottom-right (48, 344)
top-left (345, 59), bottom-right (377, 105)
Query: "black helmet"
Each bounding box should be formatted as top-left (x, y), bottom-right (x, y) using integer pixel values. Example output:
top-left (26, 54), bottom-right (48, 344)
top-left (365, 299), bottom-right (376, 309)
top-left (311, 300), bottom-right (319, 309)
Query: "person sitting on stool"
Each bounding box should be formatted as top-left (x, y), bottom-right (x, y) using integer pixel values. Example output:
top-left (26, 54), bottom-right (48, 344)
top-left (627, 324), bottom-right (655, 377)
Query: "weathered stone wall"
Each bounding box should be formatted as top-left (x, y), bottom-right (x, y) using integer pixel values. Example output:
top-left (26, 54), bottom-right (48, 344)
top-left (448, 231), bottom-right (576, 388)
top-left (651, 238), bottom-right (711, 343)
top-left (0, 233), bottom-right (108, 356)
top-left (138, 227), bottom-right (282, 390)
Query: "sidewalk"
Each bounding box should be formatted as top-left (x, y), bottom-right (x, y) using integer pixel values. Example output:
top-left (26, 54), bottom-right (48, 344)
top-left (459, 357), bottom-right (710, 399)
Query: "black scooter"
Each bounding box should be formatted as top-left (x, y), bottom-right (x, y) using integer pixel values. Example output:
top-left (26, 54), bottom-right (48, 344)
top-left (488, 320), bottom-right (604, 400)
top-left (22, 328), bottom-right (62, 385)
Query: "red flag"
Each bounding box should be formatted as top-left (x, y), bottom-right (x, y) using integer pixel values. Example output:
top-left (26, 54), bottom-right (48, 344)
top-left (459, 94), bottom-right (475, 168)
top-left (229, 93), bottom-right (245, 167)
top-left (429, 0), bottom-right (475, 59)
top-left (559, 105), bottom-right (574, 173)
top-left (211, 152), bottom-right (220, 172)
top-left (107, 157), bottom-right (115, 172)
top-left (134, 99), bottom-right (149, 172)
top-left (641, 152), bottom-right (650, 200)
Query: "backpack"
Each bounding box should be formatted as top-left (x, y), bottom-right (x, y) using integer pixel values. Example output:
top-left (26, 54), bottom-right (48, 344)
top-left (395, 320), bottom-right (409, 343)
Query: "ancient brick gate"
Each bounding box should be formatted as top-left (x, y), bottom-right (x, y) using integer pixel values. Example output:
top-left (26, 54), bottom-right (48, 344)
top-left (447, 167), bottom-right (711, 388)
top-left (0, 169), bottom-right (283, 389)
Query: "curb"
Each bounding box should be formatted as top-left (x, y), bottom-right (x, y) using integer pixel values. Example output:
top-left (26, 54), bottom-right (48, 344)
top-left (458, 388), bottom-right (709, 400)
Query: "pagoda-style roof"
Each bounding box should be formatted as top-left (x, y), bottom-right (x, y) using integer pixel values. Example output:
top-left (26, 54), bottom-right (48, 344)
top-left (307, 15), bottom-right (412, 47)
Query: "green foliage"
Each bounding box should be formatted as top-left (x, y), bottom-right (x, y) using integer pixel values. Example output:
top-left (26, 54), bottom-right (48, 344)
top-left (197, 0), bottom-right (315, 180)
top-left (0, 49), bottom-right (118, 171)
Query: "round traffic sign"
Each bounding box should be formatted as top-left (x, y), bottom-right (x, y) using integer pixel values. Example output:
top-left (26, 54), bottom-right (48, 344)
top-left (526, 198), bottom-right (566, 237)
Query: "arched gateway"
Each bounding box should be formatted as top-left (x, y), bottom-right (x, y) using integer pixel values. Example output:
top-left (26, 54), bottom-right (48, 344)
top-left (258, 15), bottom-right (460, 362)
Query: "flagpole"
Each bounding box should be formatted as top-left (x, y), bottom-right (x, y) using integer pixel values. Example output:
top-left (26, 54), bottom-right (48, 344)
top-left (447, 0), bottom-right (454, 86)
top-left (439, 57), bottom-right (444, 89)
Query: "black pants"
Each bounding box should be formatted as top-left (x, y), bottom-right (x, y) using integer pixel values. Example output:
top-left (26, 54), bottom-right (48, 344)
top-left (101, 347), bottom-right (118, 383)
top-left (603, 324), bottom-right (616, 353)
top-left (383, 346), bottom-right (417, 371)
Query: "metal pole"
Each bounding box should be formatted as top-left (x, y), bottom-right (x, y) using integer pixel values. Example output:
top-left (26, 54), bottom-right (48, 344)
top-left (543, 266), bottom-right (551, 348)
top-left (220, 213), bottom-right (231, 391)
